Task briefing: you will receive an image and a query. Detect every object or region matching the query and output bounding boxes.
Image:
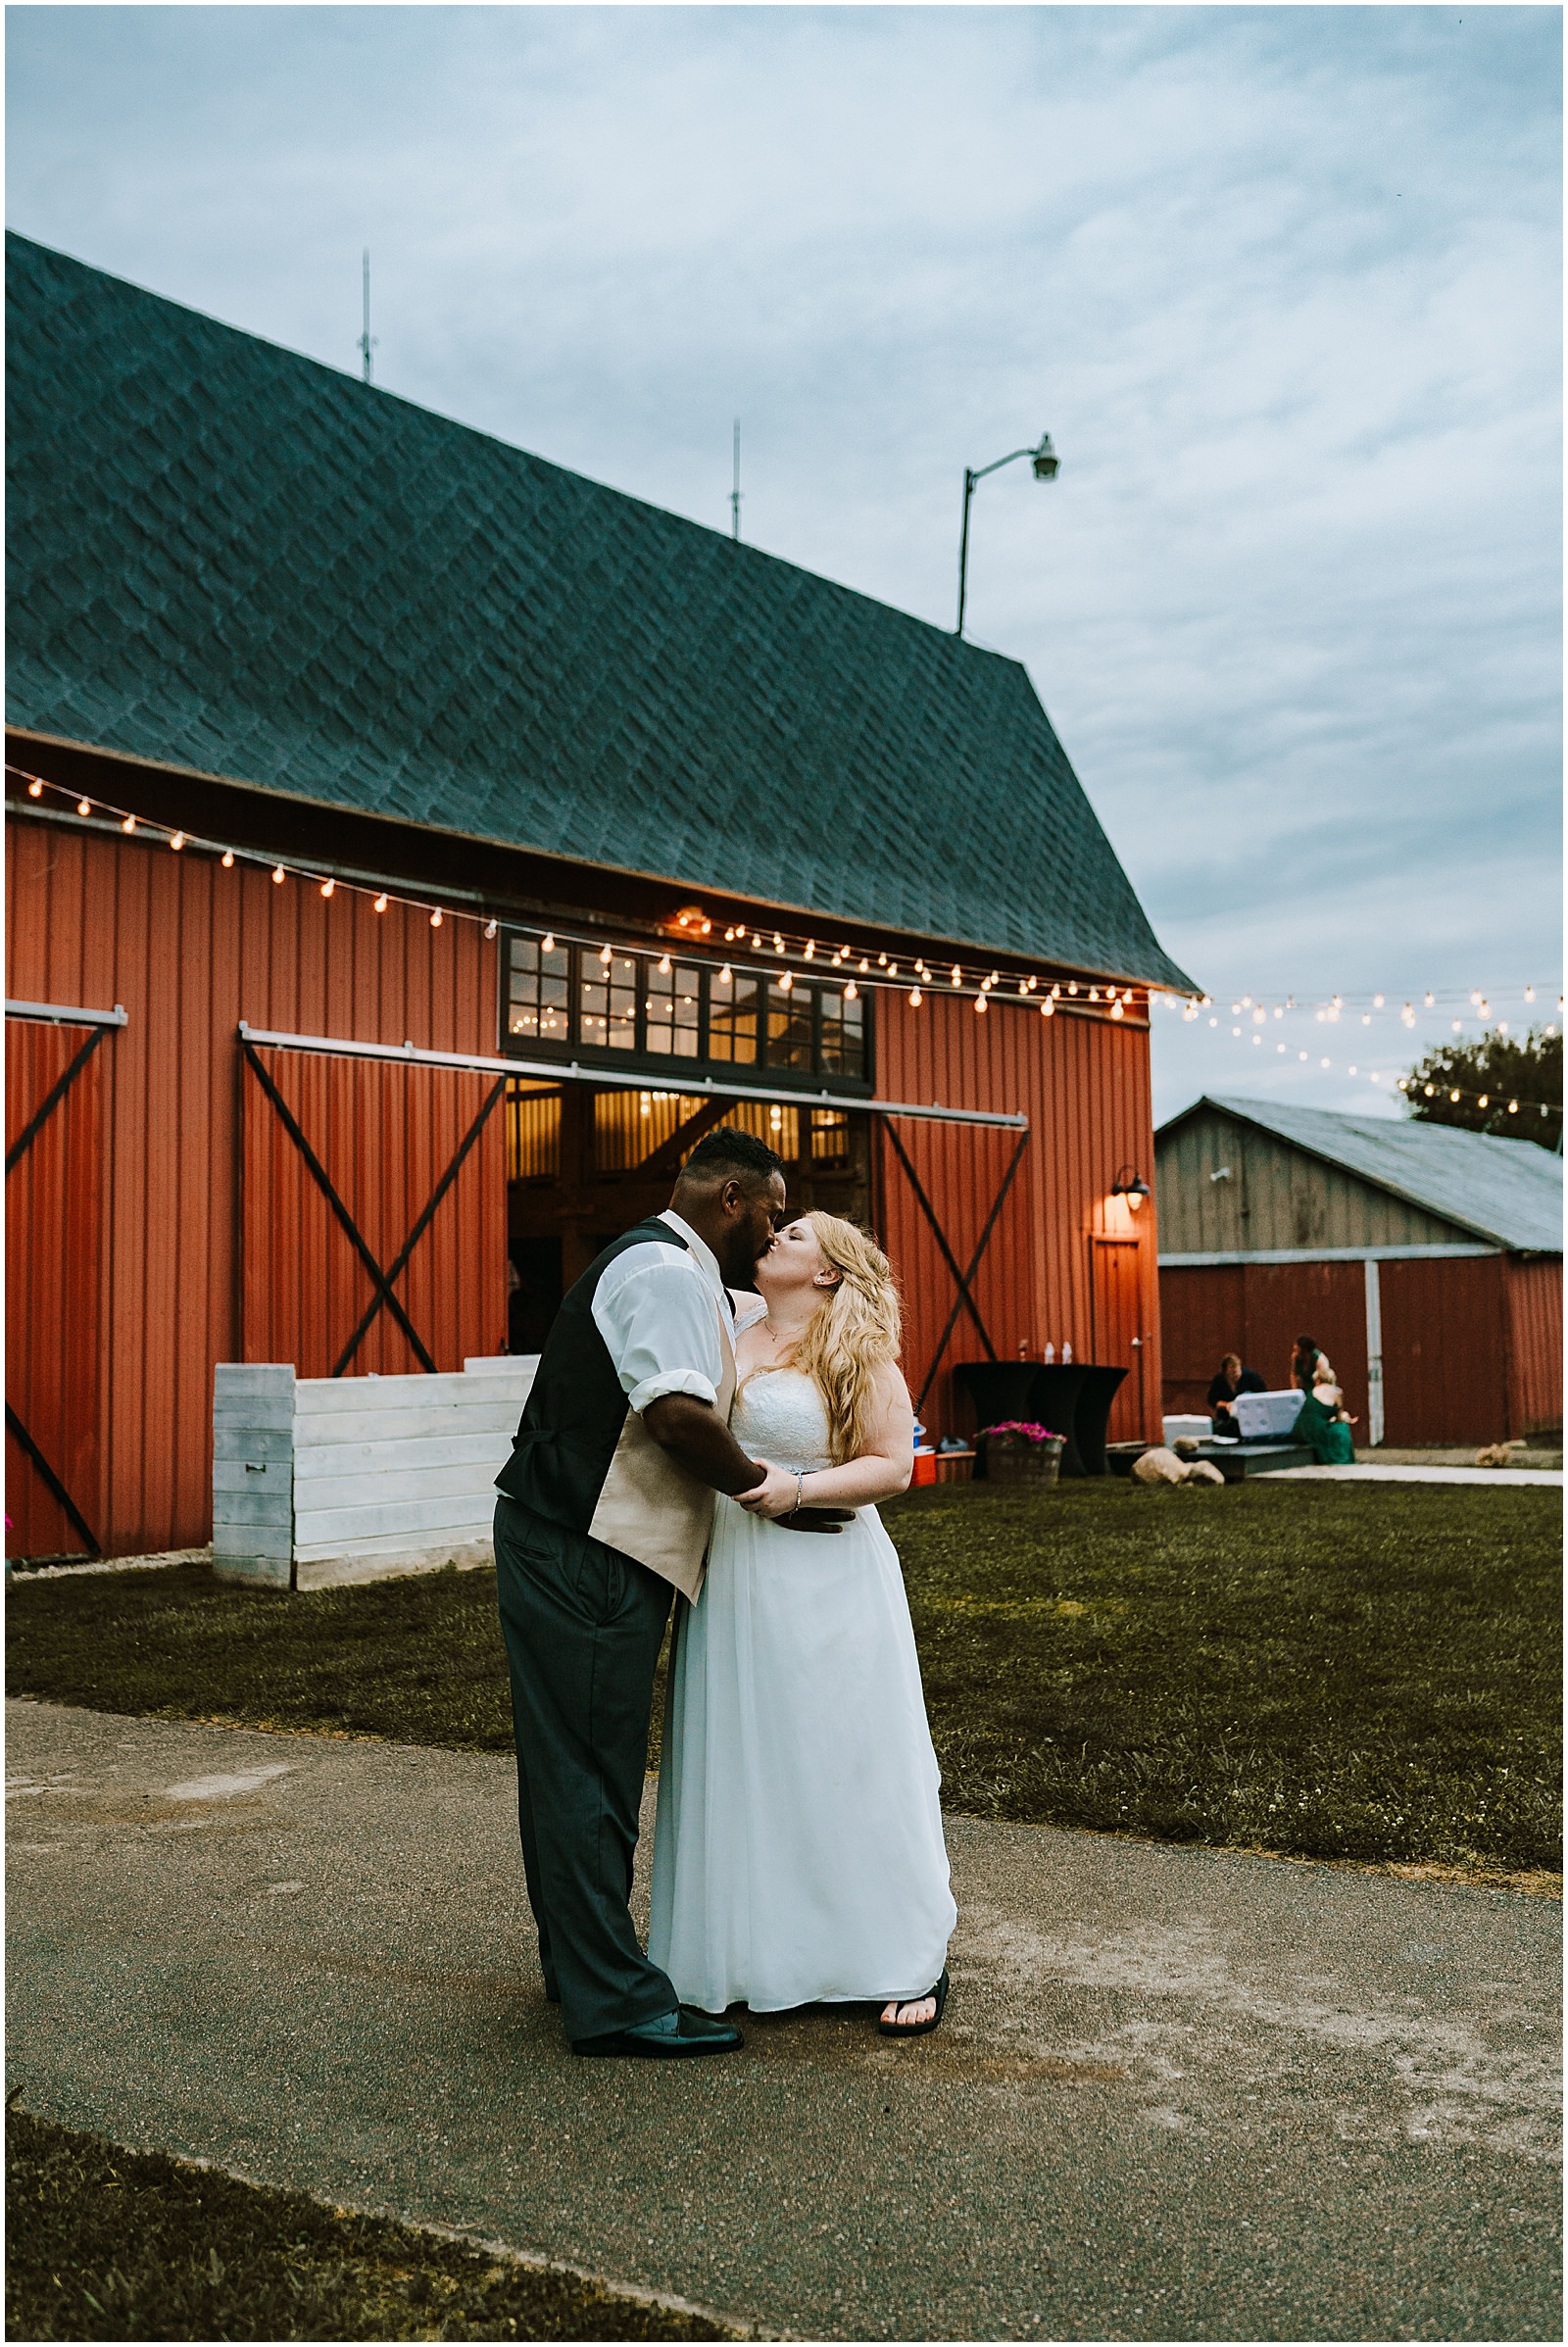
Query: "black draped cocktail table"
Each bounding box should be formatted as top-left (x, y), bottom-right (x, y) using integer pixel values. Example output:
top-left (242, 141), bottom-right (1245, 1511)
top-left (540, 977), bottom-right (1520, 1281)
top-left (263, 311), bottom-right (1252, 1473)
top-left (955, 1360), bottom-right (1129, 1478)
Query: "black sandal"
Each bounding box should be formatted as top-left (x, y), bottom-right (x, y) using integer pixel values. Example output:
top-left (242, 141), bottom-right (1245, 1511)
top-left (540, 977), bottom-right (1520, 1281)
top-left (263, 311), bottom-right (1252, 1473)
top-left (877, 1968), bottom-right (949, 2038)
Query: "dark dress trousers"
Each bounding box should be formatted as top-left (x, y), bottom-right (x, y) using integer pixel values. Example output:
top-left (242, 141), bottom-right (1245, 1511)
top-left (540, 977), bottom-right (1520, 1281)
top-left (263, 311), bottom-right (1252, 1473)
top-left (492, 1217), bottom-right (725, 2044)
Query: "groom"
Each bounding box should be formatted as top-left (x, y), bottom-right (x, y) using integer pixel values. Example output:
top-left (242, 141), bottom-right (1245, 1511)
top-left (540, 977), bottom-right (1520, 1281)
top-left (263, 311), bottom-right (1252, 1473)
top-left (493, 1125), bottom-right (844, 2059)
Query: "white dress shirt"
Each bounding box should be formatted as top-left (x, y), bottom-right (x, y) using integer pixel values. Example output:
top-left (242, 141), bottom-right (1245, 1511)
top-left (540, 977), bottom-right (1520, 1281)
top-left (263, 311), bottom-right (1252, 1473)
top-left (590, 1209), bottom-right (731, 1416)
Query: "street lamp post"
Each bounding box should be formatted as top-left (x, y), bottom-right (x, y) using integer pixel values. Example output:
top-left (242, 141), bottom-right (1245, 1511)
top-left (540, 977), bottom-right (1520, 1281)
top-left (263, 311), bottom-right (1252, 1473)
top-left (956, 431), bottom-right (1059, 638)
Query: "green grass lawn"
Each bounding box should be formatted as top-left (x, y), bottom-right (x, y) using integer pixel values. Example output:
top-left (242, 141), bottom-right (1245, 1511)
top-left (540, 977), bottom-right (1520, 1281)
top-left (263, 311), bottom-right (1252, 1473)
top-left (5, 2104), bottom-right (734, 2342)
top-left (7, 1480), bottom-right (1560, 1874)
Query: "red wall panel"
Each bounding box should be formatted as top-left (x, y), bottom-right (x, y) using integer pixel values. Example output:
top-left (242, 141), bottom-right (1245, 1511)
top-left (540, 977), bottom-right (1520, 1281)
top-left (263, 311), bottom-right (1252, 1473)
top-left (242, 1048), bottom-right (507, 1377)
top-left (6, 816), bottom-right (504, 1557)
top-left (5, 1019), bottom-right (106, 1557)
top-left (1161, 1252), bottom-right (1560, 1446)
top-left (874, 992), bottom-right (1161, 1442)
top-left (1503, 1257), bottom-right (1563, 1437)
top-left (1379, 1257), bottom-right (1508, 1444)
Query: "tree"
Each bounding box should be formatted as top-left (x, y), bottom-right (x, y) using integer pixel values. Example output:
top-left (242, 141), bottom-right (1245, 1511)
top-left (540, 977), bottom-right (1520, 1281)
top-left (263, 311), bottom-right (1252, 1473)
top-left (1399, 1024), bottom-right (1562, 1146)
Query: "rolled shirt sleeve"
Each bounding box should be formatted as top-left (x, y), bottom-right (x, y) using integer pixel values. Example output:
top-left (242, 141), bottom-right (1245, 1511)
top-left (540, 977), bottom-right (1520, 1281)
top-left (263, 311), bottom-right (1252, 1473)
top-left (592, 1254), bottom-right (725, 1416)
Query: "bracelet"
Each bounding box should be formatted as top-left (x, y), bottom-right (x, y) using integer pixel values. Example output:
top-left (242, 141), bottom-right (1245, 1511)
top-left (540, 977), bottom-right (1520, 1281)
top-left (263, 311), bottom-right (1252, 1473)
top-left (791, 1468), bottom-right (805, 1519)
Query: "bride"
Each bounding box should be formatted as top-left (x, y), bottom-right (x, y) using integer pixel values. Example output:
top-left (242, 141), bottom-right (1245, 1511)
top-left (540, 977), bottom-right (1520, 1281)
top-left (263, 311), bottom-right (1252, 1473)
top-left (648, 1211), bottom-right (956, 2034)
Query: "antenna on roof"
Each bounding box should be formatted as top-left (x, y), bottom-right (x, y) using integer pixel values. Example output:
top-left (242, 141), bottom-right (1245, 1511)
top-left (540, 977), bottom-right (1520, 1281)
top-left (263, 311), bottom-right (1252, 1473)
top-left (730, 418), bottom-right (742, 542)
top-left (359, 249), bottom-right (377, 385)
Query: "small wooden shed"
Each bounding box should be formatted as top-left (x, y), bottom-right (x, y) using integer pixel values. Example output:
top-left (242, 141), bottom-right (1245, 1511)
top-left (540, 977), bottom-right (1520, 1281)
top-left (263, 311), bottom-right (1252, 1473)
top-left (1156, 1096), bottom-right (1562, 1445)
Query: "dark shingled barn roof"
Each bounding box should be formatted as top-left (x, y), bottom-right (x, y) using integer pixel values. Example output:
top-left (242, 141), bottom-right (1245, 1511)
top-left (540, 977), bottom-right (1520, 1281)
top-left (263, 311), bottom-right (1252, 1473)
top-left (6, 232), bottom-right (1191, 989)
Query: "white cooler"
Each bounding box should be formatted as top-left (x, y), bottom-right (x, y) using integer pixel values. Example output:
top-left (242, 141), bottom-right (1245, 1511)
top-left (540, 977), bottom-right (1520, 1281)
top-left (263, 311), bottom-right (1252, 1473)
top-left (1232, 1389), bottom-right (1306, 1441)
top-left (1162, 1414), bottom-right (1213, 1444)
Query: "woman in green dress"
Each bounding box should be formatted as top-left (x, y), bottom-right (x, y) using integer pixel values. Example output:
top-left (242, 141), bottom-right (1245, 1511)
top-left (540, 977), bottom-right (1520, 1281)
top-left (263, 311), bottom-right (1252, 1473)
top-left (1291, 1339), bottom-right (1356, 1464)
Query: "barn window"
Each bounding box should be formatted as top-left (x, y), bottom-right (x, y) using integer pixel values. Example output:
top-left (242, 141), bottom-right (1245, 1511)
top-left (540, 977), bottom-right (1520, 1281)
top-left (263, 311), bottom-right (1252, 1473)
top-left (500, 932), bottom-right (869, 1089)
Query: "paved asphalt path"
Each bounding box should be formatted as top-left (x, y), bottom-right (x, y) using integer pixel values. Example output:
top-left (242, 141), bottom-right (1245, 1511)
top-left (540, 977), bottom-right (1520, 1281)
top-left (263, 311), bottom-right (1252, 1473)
top-left (8, 1699), bottom-right (1560, 2342)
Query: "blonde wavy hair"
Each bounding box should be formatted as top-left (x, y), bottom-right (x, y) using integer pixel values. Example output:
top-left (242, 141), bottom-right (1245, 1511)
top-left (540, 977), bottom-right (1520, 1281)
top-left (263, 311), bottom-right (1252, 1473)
top-left (782, 1212), bottom-right (904, 1462)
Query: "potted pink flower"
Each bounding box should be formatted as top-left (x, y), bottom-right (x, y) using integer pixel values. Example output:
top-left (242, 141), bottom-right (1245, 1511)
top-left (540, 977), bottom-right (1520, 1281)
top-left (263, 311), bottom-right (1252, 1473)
top-left (976, 1421), bottom-right (1066, 1487)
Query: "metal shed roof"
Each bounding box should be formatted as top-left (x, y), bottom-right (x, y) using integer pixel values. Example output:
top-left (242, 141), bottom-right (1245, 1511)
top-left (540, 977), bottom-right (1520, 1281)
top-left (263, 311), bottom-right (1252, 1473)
top-left (1160, 1095), bottom-right (1563, 1254)
top-left (5, 232), bottom-right (1193, 991)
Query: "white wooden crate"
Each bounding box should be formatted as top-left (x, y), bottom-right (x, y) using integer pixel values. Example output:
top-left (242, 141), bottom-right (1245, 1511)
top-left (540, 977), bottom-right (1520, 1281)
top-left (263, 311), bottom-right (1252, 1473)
top-left (212, 1356), bottom-right (537, 1589)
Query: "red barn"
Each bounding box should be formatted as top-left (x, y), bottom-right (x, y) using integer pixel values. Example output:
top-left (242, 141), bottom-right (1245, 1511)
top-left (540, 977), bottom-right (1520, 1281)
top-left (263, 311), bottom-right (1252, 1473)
top-left (5, 233), bottom-right (1191, 1563)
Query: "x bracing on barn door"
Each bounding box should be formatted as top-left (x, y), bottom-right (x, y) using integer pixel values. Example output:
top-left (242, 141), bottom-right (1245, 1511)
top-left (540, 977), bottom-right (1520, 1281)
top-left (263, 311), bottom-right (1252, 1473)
top-left (5, 1005), bottom-right (126, 1555)
top-left (881, 1118), bottom-right (1032, 1412)
top-left (241, 1038), bottom-right (506, 1377)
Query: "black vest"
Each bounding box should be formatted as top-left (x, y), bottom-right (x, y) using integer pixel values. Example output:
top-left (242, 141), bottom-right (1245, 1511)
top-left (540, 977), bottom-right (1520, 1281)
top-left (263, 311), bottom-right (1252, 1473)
top-left (495, 1219), bottom-right (690, 1533)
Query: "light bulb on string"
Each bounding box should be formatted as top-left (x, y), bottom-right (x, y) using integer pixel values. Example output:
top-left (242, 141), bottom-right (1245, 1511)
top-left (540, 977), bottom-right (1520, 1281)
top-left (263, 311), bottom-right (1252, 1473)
top-left (1525, 985), bottom-right (1536, 1002)
top-left (221, 851), bottom-right (234, 868)
top-left (951, 965), bottom-right (961, 987)
top-left (844, 981), bottom-right (858, 1002)
top-left (484, 919), bottom-right (498, 940)
top-left (122, 815), bottom-right (137, 835)
top-left (1111, 1000), bottom-right (1124, 1020)
top-left (271, 863), bottom-right (284, 884)
top-left (319, 878), bottom-right (334, 898)
top-left (429, 909), bottom-right (443, 928)
top-left (718, 965), bottom-right (731, 985)
top-left (542, 934), bottom-right (555, 953)
top-left (975, 994), bottom-right (988, 1014)
top-left (77, 799), bottom-right (91, 816)
top-left (171, 832), bottom-right (185, 851)
top-left (600, 944), bottom-right (612, 964)
top-left (858, 958), bottom-right (869, 974)
top-left (26, 779), bottom-right (42, 798)
top-left (373, 893), bottom-right (388, 912)
top-left (1041, 997), bottom-right (1054, 1017)
top-left (657, 953), bottom-right (671, 974)
top-left (909, 987), bottom-right (922, 1007)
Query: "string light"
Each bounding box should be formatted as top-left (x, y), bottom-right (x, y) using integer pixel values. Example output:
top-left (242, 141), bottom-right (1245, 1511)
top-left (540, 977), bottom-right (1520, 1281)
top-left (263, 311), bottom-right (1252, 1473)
top-left (599, 944), bottom-right (612, 963)
top-left (76, 798), bottom-right (91, 816)
top-left (430, 909), bottom-right (443, 928)
top-left (373, 893), bottom-right (388, 912)
top-left (484, 918), bottom-right (498, 939)
top-left (1041, 997), bottom-right (1054, 1017)
top-left (26, 779), bottom-right (42, 797)
top-left (975, 994), bottom-right (988, 1014)
top-left (908, 987), bottom-right (922, 1007)
top-left (271, 863), bottom-right (284, 884)
top-left (718, 964), bottom-right (731, 985)
top-left (122, 814), bottom-right (136, 834)
top-left (221, 850), bottom-right (234, 868)
top-left (657, 953), bottom-right (671, 973)
top-left (319, 877), bottom-right (334, 898)
top-left (1111, 999), bottom-right (1124, 1019)
top-left (170, 832), bottom-right (185, 851)
top-left (844, 980), bottom-right (858, 1001)
top-left (542, 933), bottom-right (555, 953)
top-left (951, 965), bottom-right (961, 987)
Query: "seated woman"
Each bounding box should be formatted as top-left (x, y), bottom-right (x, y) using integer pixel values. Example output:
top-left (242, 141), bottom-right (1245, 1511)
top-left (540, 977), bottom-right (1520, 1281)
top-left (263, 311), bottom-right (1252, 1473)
top-left (1206, 1351), bottom-right (1265, 1435)
top-left (1291, 1340), bottom-right (1357, 1464)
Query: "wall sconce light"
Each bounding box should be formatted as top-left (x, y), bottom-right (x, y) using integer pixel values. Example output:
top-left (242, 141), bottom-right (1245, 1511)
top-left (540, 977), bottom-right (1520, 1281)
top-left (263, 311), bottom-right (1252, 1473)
top-left (1111, 1165), bottom-right (1152, 1212)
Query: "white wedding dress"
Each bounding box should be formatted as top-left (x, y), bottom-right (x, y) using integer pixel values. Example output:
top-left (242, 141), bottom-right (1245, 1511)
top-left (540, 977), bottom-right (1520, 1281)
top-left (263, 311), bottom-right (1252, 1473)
top-left (648, 1358), bottom-right (956, 2013)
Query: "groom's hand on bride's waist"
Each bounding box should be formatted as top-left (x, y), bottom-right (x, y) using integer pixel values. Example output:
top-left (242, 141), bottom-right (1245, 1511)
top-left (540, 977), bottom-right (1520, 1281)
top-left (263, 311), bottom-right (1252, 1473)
top-left (641, 1394), bottom-right (842, 1529)
top-left (734, 1458), bottom-right (850, 1534)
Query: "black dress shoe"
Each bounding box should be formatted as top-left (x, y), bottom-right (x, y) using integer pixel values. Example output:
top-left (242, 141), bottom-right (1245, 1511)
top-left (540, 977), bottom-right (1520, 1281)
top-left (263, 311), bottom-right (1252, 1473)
top-left (572, 2007), bottom-right (744, 2059)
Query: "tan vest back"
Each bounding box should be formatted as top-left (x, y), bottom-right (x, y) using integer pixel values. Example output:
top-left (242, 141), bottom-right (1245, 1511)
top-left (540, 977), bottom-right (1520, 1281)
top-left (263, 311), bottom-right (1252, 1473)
top-left (587, 1299), bottom-right (737, 1600)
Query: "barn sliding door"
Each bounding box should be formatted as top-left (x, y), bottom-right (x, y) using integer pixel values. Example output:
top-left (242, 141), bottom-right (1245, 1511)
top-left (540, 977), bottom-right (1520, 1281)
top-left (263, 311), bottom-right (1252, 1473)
top-left (242, 1041), bottom-right (509, 1376)
top-left (5, 1008), bottom-right (119, 1558)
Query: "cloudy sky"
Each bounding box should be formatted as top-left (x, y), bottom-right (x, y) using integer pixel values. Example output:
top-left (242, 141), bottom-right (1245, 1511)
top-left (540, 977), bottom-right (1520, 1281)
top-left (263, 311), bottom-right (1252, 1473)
top-left (8, 5), bottom-right (1561, 1120)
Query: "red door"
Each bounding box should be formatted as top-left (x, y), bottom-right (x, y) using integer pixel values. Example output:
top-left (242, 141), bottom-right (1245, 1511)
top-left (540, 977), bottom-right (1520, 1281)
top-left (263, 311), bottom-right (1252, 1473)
top-left (1091, 1236), bottom-right (1150, 1441)
top-left (241, 1042), bottom-right (509, 1376)
top-left (6, 1015), bottom-right (108, 1559)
